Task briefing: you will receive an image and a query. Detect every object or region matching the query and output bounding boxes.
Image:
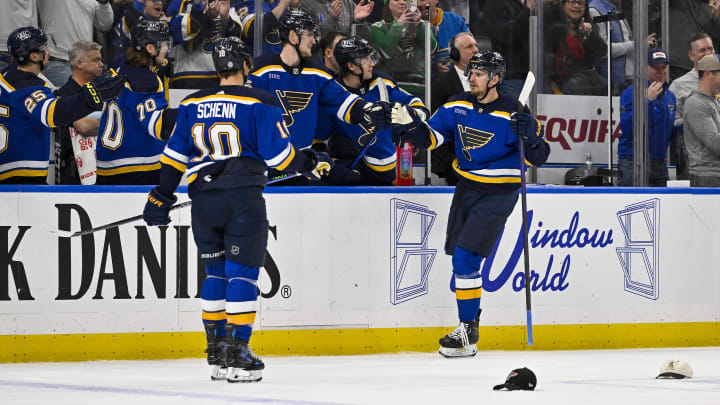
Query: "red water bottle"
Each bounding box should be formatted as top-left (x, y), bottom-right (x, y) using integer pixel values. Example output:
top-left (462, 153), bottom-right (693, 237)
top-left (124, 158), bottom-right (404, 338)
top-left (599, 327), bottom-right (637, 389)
top-left (396, 142), bottom-right (413, 186)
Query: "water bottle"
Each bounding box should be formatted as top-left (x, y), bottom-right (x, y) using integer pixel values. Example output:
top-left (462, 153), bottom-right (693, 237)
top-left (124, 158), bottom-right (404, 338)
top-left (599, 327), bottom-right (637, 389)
top-left (584, 153), bottom-right (593, 177)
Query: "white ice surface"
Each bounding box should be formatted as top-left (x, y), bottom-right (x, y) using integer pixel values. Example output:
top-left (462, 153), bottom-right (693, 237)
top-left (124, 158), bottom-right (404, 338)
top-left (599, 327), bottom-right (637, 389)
top-left (1, 347), bottom-right (719, 405)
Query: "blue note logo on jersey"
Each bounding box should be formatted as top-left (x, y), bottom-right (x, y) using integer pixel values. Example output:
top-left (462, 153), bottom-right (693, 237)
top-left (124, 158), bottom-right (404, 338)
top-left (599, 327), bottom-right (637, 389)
top-left (458, 125), bottom-right (494, 161)
top-left (275, 90), bottom-right (313, 127)
top-left (357, 122), bottom-right (377, 147)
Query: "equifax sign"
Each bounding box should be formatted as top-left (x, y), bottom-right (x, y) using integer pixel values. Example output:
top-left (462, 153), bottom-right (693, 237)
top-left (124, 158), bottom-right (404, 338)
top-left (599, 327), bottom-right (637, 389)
top-left (536, 94), bottom-right (622, 165)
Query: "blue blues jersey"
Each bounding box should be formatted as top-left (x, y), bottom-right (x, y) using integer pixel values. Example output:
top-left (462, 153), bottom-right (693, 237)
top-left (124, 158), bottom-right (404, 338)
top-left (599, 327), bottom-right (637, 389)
top-left (96, 64), bottom-right (172, 180)
top-left (0, 67), bottom-right (95, 182)
top-left (232, 0), bottom-right (283, 56)
top-left (317, 73), bottom-right (426, 173)
top-left (432, 9), bottom-right (469, 71)
top-left (167, 0), bottom-right (244, 88)
top-left (248, 54), bottom-right (366, 149)
top-left (422, 92), bottom-right (550, 192)
top-left (161, 86), bottom-right (299, 187)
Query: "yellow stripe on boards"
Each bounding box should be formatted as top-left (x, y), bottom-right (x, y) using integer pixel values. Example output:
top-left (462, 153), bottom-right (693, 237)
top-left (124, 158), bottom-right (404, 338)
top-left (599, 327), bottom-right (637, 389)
top-left (2, 322), bottom-right (718, 362)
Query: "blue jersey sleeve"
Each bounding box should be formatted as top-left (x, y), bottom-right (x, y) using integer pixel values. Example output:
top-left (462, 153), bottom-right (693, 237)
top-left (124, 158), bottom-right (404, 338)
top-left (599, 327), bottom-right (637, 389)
top-left (160, 103), bottom-right (192, 174)
top-left (319, 76), bottom-right (363, 124)
top-left (256, 103), bottom-right (297, 171)
top-left (135, 91), bottom-right (171, 140)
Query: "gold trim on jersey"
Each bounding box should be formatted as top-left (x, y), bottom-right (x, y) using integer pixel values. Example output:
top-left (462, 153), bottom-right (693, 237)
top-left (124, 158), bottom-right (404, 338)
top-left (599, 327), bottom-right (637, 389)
top-left (274, 145), bottom-right (296, 171)
top-left (181, 94), bottom-right (262, 105)
top-left (0, 168), bottom-right (48, 181)
top-left (451, 159), bottom-right (522, 184)
top-left (46, 99), bottom-right (57, 128)
top-left (96, 162), bottom-right (162, 176)
top-left (160, 154), bottom-right (187, 173)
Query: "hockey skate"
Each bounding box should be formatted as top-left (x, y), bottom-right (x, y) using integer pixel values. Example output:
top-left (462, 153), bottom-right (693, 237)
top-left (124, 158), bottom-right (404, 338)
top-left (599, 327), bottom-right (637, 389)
top-left (225, 339), bottom-right (264, 383)
top-left (438, 310), bottom-right (480, 358)
top-left (206, 341), bottom-right (228, 381)
top-left (204, 322), bottom-right (228, 381)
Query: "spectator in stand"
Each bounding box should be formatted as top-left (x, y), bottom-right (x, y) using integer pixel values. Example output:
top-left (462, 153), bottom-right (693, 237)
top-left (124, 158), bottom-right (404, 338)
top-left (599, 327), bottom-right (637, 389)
top-left (165, 0), bottom-right (250, 88)
top-left (669, 33), bottom-right (715, 181)
top-left (302, 0), bottom-right (376, 36)
top-left (545, 0), bottom-right (607, 96)
top-left (55, 41), bottom-right (106, 185)
top-left (110, 0), bottom-right (170, 69)
top-left (618, 48), bottom-right (676, 187)
top-left (683, 54), bottom-right (720, 187)
top-left (370, 0), bottom-right (437, 98)
top-left (429, 31), bottom-right (477, 186)
top-left (483, 0), bottom-right (553, 100)
top-left (0, 0), bottom-right (38, 73)
top-left (416, 0), bottom-right (468, 73)
top-left (589, 0), bottom-right (657, 96)
top-left (318, 31), bottom-right (346, 74)
top-left (37, 0), bottom-right (115, 88)
top-left (669, 0), bottom-right (720, 81)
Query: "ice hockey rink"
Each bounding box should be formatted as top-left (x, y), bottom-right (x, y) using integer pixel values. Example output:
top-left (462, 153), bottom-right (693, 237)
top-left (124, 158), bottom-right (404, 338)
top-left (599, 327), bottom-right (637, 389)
top-left (1, 347), bottom-right (719, 405)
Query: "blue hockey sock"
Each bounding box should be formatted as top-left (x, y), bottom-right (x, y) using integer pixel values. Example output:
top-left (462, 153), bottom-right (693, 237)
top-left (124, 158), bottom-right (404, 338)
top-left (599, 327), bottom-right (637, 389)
top-left (225, 261), bottom-right (260, 342)
top-left (201, 262), bottom-right (227, 336)
top-left (453, 246), bottom-right (483, 322)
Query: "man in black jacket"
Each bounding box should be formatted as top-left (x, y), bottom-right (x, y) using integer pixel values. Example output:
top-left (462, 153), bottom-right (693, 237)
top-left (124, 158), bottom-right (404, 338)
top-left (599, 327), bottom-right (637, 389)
top-left (430, 31), bottom-right (478, 186)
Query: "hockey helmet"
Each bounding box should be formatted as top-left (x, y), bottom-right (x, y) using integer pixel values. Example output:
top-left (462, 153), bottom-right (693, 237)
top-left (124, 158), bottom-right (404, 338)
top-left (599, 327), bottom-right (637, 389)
top-left (7, 26), bottom-right (48, 64)
top-left (278, 8), bottom-right (318, 42)
top-left (464, 51), bottom-right (506, 81)
top-left (333, 36), bottom-right (379, 73)
top-left (131, 18), bottom-right (171, 52)
top-left (213, 37), bottom-right (253, 74)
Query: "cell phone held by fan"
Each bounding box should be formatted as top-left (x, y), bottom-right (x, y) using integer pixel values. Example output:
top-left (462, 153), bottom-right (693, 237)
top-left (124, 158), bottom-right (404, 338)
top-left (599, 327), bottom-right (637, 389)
top-left (406, 0), bottom-right (418, 13)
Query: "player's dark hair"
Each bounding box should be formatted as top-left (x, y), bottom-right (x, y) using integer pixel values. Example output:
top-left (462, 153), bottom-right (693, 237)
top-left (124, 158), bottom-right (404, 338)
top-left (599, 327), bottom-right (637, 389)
top-left (319, 31), bottom-right (345, 53)
top-left (125, 46), bottom-right (154, 68)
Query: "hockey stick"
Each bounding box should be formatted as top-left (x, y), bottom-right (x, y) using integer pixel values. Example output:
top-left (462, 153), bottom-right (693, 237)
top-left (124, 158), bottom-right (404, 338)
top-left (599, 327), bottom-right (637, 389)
top-left (54, 172), bottom-right (304, 238)
top-left (516, 71), bottom-right (536, 346)
top-left (349, 77), bottom-right (390, 170)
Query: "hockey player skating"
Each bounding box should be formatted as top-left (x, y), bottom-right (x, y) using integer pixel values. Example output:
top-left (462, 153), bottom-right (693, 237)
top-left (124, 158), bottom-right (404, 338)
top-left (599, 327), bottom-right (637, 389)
top-left (96, 18), bottom-right (178, 185)
top-left (0, 27), bottom-right (124, 184)
top-left (248, 8), bottom-right (392, 184)
top-left (390, 51), bottom-right (550, 357)
top-left (318, 35), bottom-right (428, 185)
top-left (142, 36), bottom-right (332, 382)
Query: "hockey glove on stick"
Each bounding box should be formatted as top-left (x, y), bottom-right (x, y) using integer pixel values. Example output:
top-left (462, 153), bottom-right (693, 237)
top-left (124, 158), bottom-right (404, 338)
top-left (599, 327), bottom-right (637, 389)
top-left (363, 100), bottom-right (392, 131)
top-left (510, 112), bottom-right (545, 146)
top-left (390, 103), bottom-right (423, 145)
top-left (301, 150), bottom-right (334, 181)
top-left (143, 187), bottom-right (177, 226)
top-left (82, 70), bottom-right (126, 110)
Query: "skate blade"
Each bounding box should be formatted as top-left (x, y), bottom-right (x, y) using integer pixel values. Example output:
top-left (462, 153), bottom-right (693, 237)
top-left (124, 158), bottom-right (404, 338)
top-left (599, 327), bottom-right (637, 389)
top-left (226, 368), bottom-right (263, 383)
top-left (210, 365), bottom-right (228, 381)
top-left (438, 344), bottom-right (478, 358)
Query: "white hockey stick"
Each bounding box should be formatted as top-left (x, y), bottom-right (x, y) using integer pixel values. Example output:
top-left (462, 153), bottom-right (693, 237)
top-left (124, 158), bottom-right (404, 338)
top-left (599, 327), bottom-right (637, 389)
top-left (516, 71), bottom-right (535, 346)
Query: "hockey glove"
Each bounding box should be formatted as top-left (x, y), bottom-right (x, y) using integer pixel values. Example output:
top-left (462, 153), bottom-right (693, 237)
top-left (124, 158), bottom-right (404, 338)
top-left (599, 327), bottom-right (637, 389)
top-left (391, 103), bottom-right (424, 145)
top-left (143, 187), bottom-right (177, 226)
top-left (363, 100), bottom-right (392, 131)
top-left (82, 70), bottom-right (126, 110)
top-left (327, 160), bottom-right (363, 186)
top-left (510, 112), bottom-right (545, 146)
top-left (301, 150), bottom-right (334, 181)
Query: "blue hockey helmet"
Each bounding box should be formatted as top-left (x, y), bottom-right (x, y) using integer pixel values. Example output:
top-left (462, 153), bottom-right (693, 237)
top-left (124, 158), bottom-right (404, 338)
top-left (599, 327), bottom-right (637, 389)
top-left (213, 37), bottom-right (253, 74)
top-left (7, 26), bottom-right (48, 64)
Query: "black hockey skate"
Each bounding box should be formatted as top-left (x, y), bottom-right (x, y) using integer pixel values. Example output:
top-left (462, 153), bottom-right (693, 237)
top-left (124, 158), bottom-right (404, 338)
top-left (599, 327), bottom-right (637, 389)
top-left (438, 310), bottom-right (480, 358)
top-left (225, 339), bottom-right (264, 383)
top-left (204, 322), bottom-right (228, 381)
